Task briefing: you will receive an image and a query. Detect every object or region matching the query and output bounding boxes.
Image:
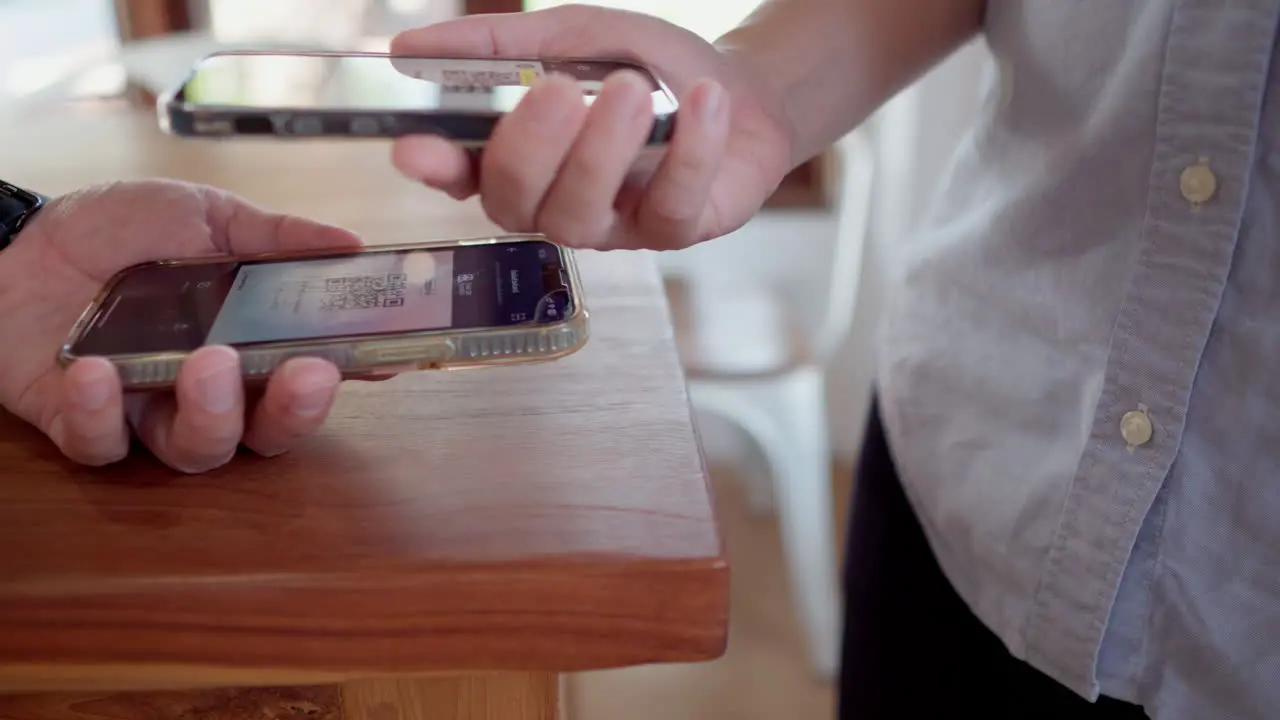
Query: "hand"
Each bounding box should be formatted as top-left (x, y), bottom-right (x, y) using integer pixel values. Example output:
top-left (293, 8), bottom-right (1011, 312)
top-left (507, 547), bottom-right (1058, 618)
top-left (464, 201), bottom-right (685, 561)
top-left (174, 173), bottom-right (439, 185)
top-left (0, 180), bottom-right (363, 473)
top-left (390, 4), bottom-right (794, 251)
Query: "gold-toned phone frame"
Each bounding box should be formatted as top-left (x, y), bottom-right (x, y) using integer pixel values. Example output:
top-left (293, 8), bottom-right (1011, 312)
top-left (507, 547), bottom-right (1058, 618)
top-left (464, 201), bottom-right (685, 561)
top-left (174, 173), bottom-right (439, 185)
top-left (58, 235), bottom-right (589, 390)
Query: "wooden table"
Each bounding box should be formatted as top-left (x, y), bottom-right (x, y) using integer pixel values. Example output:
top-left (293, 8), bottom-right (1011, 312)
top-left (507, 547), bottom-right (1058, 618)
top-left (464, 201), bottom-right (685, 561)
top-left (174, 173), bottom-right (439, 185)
top-left (0, 102), bottom-right (727, 719)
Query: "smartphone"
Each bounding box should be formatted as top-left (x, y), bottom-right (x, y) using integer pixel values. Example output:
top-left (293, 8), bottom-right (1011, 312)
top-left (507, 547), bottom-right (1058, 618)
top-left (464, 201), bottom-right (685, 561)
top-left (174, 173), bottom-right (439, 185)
top-left (59, 236), bottom-right (589, 390)
top-left (159, 50), bottom-right (679, 146)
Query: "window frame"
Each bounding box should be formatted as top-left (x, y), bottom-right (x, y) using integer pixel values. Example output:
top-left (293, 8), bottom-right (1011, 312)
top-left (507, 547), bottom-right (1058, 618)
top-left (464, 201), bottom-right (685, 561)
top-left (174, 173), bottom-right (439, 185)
top-left (113, 0), bottom-right (192, 40)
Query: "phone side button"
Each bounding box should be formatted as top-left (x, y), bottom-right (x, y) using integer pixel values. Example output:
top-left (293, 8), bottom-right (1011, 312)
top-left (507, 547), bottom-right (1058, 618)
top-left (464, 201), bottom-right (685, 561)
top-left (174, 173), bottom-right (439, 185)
top-left (350, 116), bottom-right (380, 135)
top-left (290, 116), bottom-right (323, 135)
top-left (358, 341), bottom-right (455, 366)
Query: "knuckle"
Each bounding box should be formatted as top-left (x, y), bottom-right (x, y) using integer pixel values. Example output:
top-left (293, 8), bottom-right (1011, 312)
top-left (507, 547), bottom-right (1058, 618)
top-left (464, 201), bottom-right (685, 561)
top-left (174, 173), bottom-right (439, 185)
top-left (480, 193), bottom-right (533, 233)
top-left (561, 152), bottom-right (614, 194)
top-left (481, 139), bottom-right (530, 186)
top-left (640, 156), bottom-right (716, 236)
top-left (538, 206), bottom-right (611, 248)
top-left (647, 189), bottom-right (688, 219)
top-left (480, 158), bottom-right (539, 230)
top-left (663, 148), bottom-right (713, 193)
top-left (643, 192), bottom-right (697, 228)
top-left (478, 191), bottom-right (518, 230)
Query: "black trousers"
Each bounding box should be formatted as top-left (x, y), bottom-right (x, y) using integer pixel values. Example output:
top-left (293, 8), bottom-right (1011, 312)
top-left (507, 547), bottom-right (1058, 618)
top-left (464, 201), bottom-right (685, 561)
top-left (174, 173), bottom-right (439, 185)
top-left (837, 400), bottom-right (1149, 719)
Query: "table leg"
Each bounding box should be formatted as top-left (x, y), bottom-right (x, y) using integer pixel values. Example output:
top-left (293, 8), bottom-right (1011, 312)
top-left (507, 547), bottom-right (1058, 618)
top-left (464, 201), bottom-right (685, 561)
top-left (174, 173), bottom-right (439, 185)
top-left (341, 673), bottom-right (560, 720)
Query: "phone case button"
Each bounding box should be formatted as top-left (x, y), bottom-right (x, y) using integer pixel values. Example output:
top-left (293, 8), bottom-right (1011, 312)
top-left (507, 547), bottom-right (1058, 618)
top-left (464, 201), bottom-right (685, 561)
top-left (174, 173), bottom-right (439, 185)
top-left (359, 341), bottom-right (455, 366)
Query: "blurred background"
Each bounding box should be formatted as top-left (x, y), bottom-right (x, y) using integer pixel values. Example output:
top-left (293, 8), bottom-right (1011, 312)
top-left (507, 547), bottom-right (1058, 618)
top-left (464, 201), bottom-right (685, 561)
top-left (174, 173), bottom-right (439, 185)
top-left (0, 1), bottom-right (993, 717)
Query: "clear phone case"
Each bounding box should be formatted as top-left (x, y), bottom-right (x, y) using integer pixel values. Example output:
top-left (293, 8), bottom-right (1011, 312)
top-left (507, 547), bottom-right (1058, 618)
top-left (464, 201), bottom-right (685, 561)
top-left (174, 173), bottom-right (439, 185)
top-left (159, 50), bottom-right (679, 146)
top-left (58, 235), bottom-right (590, 391)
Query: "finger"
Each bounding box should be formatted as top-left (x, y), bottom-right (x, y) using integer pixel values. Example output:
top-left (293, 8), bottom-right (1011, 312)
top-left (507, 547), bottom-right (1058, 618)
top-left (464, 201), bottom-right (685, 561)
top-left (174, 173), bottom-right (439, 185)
top-left (205, 191), bottom-right (364, 256)
top-left (535, 70), bottom-right (656, 249)
top-left (390, 8), bottom-right (573, 58)
top-left (49, 357), bottom-right (129, 466)
top-left (479, 75), bottom-right (589, 231)
top-left (390, 6), bottom-right (688, 71)
top-left (240, 357), bottom-right (342, 458)
top-left (628, 79), bottom-right (729, 249)
top-left (133, 345), bottom-right (244, 474)
top-left (391, 135), bottom-right (479, 200)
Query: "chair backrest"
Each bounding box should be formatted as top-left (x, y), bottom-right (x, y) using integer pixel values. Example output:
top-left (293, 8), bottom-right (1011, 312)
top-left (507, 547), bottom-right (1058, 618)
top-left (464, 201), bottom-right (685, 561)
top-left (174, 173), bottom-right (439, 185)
top-left (812, 128), bottom-right (876, 364)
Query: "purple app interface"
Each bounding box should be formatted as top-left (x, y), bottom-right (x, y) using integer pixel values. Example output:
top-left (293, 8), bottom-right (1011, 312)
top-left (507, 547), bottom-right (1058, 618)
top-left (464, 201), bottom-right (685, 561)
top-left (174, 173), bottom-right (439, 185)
top-left (205, 248), bottom-right (454, 345)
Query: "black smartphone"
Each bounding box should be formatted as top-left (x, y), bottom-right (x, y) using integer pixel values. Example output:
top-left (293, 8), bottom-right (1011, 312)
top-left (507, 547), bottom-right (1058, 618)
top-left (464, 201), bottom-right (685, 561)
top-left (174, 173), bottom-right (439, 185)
top-left (60, 236), bottom-right (589, 390)
top-left (159, 50), bottom-right (679, 146)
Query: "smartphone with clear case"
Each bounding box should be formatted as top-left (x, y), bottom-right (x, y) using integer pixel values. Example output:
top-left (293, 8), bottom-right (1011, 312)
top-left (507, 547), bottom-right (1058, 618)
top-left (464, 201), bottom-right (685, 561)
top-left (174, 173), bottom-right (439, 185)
top-left (59, 235), bottom-right (588, 390)
top-left (160, 50), bottom-right (679, 146)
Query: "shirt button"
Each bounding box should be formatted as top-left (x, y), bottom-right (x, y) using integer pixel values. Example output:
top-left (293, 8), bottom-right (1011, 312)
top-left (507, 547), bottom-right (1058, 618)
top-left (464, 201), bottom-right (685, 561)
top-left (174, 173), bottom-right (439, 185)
top-left (1179, 158), bottom-right (1217, 206)
top-left (1120, 409), bottom-right (1153, 447)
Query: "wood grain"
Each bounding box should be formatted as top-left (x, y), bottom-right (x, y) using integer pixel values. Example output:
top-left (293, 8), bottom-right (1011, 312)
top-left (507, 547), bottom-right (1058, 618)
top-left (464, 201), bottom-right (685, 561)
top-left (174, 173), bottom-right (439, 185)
top-left (0, 674), bottom-right (553, 720)
top-left (0, 685), bottom-right (340, 720)
top-left (343, 674), bottom-right (556, 720)
top-left (0, 106), bottom-right (727, 691)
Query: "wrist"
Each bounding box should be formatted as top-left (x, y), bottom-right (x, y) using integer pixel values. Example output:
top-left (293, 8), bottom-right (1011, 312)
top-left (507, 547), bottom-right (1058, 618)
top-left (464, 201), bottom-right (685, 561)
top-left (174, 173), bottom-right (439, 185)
top-left (0, 182), bottom-right (51, 252)
top-left (0, 191), bottom-right (58, 299)
top-left (713, 31), bottom-right (802, 170)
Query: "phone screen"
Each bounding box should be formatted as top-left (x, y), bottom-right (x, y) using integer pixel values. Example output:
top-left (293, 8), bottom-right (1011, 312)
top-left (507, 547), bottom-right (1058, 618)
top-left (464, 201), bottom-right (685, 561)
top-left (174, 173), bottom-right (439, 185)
top-left (69, 239), bottom-right (574, 356)
top-left (179, 53), bottom-right (676, 115)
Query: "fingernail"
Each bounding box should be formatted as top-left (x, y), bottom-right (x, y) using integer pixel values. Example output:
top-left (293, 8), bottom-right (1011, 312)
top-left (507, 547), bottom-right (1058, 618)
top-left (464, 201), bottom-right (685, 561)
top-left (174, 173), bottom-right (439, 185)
top-left (194, 346), bottom-right (240, 414)
top-left (700, 81), bottom-right (727, 125)
top-left (288, 359), bottom-right (340, 418)
top-left (48, 414), bottom-right (66, 448)
top-left (291, 386), bottom-right (336, 418)
top-left (70, 359), bottom-right (115, 411)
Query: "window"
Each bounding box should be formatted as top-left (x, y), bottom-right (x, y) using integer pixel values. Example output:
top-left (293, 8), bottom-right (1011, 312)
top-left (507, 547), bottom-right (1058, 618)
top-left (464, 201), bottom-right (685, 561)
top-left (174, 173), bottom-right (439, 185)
top-left (202, 0), bottom-right (461, 46)
top-left (0, 0), bottom-right (119, 103)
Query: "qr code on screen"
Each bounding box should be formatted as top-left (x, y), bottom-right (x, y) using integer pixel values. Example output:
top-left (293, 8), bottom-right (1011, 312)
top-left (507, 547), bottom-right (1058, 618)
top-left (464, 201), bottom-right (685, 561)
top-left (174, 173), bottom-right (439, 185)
top-left (320, 273), bottom-right (409, 311)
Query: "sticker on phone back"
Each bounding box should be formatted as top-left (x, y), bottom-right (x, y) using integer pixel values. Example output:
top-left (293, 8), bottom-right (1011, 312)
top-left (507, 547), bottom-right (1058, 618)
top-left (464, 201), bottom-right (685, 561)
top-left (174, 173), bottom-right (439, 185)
top-left (389, 57), bottom-right (545, 89)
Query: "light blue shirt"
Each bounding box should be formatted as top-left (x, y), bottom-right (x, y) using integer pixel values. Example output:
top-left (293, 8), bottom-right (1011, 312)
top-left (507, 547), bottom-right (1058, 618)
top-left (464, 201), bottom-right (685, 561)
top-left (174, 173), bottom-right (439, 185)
top-left (876, 2), bottom-right (1280, 717)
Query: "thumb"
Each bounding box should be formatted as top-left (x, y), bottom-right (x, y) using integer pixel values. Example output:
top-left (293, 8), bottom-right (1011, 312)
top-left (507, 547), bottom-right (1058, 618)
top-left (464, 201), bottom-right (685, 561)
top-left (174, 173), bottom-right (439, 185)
top-left (391, 7), bottom-right (715, 96)
top-left (391, 5), bottom-right (618, 58)
top-left (206, 190), bottom-right (363, 255)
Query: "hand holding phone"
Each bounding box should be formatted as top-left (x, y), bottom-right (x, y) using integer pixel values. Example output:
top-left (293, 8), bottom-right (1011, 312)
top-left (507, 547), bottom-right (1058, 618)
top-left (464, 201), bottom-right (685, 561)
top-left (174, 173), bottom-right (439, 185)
top-left (384, 6), bottom-right (794, 254)
top-left (161, 50), bottom-right (678, 146)
top-left (1, 179), bottom-right (393, 472)
top-left (61, 236), bottom-right (589, 390)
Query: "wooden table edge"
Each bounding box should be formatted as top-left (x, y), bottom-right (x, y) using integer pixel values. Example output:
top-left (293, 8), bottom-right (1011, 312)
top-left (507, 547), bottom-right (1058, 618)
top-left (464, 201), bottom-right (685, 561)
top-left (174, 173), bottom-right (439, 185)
top-left (0, 558), bottom-right (729, 694)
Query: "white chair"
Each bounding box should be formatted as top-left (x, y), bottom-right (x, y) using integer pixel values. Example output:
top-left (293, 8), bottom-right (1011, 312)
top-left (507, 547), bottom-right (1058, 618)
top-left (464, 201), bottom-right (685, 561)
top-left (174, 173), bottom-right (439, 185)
top-left (665, 129), bottom-right (875, 679)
